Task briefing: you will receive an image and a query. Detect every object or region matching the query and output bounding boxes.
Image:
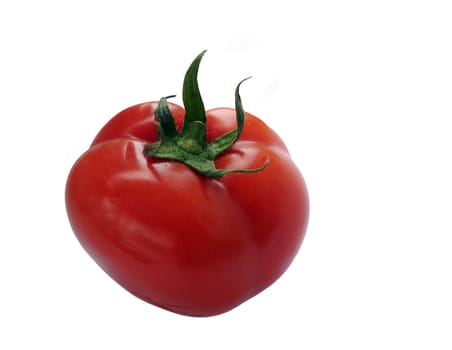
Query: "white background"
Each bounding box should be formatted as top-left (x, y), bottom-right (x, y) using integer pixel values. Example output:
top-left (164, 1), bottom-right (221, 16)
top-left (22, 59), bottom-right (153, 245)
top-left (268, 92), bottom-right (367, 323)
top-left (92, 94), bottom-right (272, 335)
top-left (1, 0), bottom-right (451, 348)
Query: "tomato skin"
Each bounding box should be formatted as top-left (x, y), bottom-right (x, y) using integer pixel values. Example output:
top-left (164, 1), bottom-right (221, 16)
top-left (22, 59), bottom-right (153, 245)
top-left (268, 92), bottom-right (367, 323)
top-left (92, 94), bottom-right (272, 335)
top-left (66, 102), bottom-right (309, 316)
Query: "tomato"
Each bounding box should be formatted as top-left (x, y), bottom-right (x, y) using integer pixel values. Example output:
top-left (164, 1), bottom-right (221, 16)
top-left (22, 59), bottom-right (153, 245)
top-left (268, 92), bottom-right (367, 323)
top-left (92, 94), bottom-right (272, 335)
top-left (65, 51), bottom-right (309, 317)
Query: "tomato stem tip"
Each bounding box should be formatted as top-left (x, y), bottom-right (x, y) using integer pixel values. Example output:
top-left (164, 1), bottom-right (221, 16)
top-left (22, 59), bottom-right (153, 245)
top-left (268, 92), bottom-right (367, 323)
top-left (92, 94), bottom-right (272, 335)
top-left (144, 51), bottom-right (269, 178)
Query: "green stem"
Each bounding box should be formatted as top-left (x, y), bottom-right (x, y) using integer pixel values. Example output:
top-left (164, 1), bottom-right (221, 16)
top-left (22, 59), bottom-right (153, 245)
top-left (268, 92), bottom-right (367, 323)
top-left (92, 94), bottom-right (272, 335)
top-left (144, 51), bottom-right (269, 178)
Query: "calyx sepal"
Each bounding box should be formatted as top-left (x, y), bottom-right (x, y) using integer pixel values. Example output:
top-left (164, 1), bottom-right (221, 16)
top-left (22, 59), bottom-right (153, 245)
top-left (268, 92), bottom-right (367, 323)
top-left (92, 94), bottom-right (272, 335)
top-left (144, 51), bottom-right (269, 178)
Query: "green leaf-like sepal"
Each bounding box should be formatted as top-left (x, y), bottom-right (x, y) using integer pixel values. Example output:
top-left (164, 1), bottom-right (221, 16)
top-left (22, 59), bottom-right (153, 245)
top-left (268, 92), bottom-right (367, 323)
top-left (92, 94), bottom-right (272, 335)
top-left (144, 51), bottom-right (269, 178)
top-left (207, 77), bottom-right (250, 158)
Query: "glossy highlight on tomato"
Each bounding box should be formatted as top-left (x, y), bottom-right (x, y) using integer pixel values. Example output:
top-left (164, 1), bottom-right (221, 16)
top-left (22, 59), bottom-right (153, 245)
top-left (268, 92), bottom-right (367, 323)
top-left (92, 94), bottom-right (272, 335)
top-left (65, 51), bottom-right (309, 317)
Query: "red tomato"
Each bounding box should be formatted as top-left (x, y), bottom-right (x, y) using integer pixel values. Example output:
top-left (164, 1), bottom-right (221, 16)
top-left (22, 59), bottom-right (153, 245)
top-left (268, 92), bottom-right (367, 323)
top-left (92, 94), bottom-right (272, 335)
top-left (65, 51), bottom-right (309, 317)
